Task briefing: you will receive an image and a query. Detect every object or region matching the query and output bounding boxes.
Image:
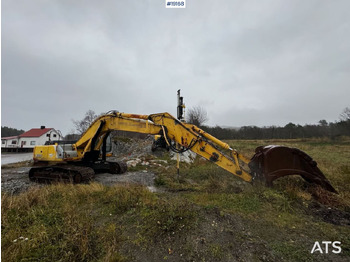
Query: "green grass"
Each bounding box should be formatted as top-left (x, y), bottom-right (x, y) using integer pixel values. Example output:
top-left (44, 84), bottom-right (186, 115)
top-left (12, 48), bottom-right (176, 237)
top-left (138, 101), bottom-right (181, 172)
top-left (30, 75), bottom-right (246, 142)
top-left (1, 183), bottom-right (199, 261)
top-left (2, 138), bottom-right (350, 261)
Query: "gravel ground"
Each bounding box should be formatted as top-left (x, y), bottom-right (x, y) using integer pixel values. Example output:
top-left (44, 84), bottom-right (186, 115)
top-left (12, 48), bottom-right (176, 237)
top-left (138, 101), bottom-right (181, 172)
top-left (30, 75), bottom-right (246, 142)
top-left (1, 166), bottom-right (39, 194)
top-left (94, 171), bottom-right (158, 192)
top-left (1, 138), bottom-right (163, 194)
top-left (1, 166), bottom-right (157, 195)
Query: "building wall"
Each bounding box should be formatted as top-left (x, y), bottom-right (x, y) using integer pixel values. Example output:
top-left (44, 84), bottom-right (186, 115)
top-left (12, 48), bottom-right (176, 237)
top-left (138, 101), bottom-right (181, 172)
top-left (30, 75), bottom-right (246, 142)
top-left (1, 138), bottom-right (19, 148)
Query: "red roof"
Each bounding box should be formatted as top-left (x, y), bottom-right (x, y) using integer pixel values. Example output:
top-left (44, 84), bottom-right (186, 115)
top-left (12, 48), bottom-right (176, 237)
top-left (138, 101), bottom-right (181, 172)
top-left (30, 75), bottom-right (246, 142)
top-left (1, 136), bottom-right (19, 140)
top-left (19, 128), bottom-right (53, 138)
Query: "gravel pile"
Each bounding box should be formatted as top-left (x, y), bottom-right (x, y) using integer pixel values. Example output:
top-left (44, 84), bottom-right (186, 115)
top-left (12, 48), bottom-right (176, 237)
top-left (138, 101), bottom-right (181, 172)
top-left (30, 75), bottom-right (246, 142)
top-left (113, 136), bottom-right (154, 159)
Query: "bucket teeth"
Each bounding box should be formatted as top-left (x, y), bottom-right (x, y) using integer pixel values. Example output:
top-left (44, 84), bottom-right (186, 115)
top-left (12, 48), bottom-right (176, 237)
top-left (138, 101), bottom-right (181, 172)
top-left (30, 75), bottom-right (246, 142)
top-left (249, 145), bottom-right (337, 193)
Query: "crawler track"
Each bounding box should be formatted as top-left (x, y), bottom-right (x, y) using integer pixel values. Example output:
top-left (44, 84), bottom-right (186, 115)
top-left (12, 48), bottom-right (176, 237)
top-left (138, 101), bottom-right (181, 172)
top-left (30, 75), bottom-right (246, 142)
top-left (29, 165), bottom-right (95, 183)
top-left (111, 161), bottom-right (127, 174)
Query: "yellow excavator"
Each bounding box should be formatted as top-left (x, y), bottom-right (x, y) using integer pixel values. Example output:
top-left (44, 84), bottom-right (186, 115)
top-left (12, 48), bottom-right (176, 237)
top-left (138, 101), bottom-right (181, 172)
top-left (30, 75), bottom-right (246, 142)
top-left (29, 111), bottom-right (337, 193)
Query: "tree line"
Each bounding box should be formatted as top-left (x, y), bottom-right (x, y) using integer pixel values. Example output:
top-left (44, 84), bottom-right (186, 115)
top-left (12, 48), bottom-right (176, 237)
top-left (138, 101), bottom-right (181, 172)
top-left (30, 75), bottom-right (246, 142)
top-left (201, 120), bottom-right (350, 140)
top-left (1, 126), bottom-right (25, 137)
top-left (189, 107), bottom-right (350, 140)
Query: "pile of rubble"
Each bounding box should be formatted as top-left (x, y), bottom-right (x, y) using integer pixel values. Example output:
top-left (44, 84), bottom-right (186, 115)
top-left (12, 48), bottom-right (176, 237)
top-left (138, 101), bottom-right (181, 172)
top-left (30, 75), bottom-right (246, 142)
top-left (113, 136), bottom-right (153, 159)
top-left (112, 136), bottom-right (196, 168)
top-left (170, 150), bottom-right (196, 164)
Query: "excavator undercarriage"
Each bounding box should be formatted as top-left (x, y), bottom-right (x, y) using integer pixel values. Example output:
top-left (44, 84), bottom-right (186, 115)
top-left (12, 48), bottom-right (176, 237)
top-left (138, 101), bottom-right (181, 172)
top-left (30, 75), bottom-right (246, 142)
top-left (29, 165), bottom-right (95, 183)
top-left (29, 160), bottom-right (128, 183)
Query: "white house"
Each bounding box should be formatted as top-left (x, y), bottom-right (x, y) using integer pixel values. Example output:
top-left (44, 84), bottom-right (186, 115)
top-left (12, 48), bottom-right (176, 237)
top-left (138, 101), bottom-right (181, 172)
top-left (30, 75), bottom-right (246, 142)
top-left (2, 126), bottom-right (62, 152)
top-left (1, 136), bottom-right (19, 149)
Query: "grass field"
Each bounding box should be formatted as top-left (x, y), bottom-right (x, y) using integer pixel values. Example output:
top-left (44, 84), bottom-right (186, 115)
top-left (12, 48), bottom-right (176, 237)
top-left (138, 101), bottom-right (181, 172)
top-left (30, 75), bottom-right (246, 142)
top-left (2, 138), bottom-right (350, 261)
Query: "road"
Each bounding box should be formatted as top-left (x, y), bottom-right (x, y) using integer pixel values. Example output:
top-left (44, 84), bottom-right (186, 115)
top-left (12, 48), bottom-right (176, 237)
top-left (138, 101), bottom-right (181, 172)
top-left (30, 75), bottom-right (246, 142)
top-left (1, 153), bottom-right (33, 165)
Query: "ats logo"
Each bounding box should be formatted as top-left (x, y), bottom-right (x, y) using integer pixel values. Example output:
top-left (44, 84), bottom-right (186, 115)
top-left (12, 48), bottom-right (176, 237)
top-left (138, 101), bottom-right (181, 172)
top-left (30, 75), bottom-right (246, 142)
top-left (311, 241), bottom-right (341, 254)
top-left (166, 0), bottom-right (186, 8)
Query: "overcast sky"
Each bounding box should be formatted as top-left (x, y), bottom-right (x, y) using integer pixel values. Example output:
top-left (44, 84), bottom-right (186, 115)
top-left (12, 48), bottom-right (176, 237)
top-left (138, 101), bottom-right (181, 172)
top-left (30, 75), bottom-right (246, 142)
top-left (2, 0), bottom-right (350, 135)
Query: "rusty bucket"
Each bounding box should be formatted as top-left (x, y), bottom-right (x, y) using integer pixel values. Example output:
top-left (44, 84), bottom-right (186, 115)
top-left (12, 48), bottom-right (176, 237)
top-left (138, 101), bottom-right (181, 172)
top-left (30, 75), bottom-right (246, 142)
top-left (249, 145), bottom-right (337, 193)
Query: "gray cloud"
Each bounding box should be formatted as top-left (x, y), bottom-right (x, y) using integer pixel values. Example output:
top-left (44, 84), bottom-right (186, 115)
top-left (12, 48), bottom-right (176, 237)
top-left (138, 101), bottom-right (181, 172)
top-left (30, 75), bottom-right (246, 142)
top-left (2, 0), bottom-right (350, 134)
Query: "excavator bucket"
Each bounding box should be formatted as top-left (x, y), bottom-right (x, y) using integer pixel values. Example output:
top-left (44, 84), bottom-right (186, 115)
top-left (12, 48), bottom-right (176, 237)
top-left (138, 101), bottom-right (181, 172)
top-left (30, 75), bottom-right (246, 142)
top-left (249, 146), bottom-right (337, 193)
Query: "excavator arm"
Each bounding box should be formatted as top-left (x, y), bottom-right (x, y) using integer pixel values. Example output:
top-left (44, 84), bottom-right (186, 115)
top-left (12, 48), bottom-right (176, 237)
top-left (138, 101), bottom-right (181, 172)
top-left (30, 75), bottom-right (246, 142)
top-left (147, 113), bottom-right (252, 182)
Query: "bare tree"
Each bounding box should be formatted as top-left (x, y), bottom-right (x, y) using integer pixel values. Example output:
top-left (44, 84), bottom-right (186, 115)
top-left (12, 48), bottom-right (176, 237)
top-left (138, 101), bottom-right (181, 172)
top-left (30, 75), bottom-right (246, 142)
top-left (186, 106), bottom-right (209, 127)
top-left (72, 110), bottom-right (98, 134)
top-left (318, 120), bottom-right (328, 126)
top-left (339, 107), bottom-right (350, 121)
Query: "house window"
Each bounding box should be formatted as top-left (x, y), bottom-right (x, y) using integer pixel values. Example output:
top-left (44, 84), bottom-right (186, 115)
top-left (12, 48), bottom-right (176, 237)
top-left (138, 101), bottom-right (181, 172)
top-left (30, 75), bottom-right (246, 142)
top-left (2, 140), bottom-right (5, 145)
top-left (12, 140), bottom-right (17, 145)
top-left (22, 141), bottom-right (27, 145)
top-left (30, 141), bottom-right (36, 145)
top-left (53, 134), bottom-right (57, 138)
